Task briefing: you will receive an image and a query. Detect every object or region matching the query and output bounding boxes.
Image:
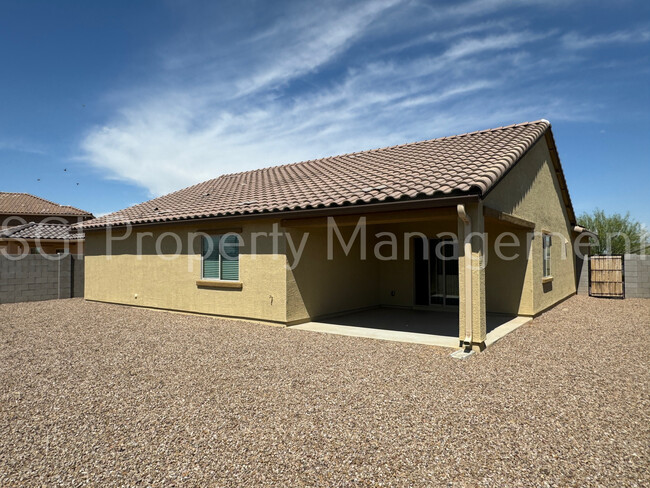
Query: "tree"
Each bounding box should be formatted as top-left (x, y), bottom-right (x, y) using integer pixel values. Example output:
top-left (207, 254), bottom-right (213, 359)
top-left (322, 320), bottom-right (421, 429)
top-left (578, 209), bottom-right (647, 255)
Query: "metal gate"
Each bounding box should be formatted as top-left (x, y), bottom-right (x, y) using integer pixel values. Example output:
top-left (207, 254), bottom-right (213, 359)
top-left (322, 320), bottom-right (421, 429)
top-left (589, 255), bottom-right (625, 299)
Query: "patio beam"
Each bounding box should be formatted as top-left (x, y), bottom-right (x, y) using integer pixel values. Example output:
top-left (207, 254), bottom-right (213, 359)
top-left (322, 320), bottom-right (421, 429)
top-left (281, 207), bottom-right (457, 228)
top-left (483, 206), bottom-right (536, 229)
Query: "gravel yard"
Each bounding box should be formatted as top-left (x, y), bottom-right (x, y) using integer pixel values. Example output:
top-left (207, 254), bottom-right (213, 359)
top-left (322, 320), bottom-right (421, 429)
top-left (1, 296), bottom-right (648, 487)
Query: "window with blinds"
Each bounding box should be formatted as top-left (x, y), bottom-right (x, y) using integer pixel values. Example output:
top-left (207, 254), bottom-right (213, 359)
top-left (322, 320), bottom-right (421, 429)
top-left (542, 234), bottom-right (552, 278)
top-left (202, 234), bottom-right (240, 281)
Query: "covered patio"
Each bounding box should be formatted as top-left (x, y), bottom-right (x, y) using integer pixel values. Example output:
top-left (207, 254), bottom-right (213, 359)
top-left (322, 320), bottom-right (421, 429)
top-left (292, 307), bottom-right (530, 348)
top-left (284, 199), bottom-right (538, 351)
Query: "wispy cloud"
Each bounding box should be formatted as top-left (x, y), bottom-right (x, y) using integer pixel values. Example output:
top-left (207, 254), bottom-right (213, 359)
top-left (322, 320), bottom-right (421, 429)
top-left (0, 139), bottom-right (46, 155)
top-left (79, 0), bottom-right (642, 197)
top-left (563, 27), bottom-right (650, 49)
top-left (442, 31), bottom-right (551, 59)
top-left (235, 0), bottom-right (403, 95)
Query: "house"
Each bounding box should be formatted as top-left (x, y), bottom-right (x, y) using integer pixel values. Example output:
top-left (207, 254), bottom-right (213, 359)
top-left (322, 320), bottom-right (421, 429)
top-left (0, 193), bottom-right (92, 255)
top-left (0, 222), bottom-right (85, 255)
top-left (80, 120), bottom-right (590, 351)
top-left (0, 192), bottom-right (93, 228)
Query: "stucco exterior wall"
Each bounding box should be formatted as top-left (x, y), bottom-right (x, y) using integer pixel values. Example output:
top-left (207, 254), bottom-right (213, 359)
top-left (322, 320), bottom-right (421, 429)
top-left (84, 220), bottom-right (288, 323)
top-left (284, 215), bottom-right (460, 324)
top-left (285, 224), bottom-right (381, 324)
top-left (484, 221), bottom-right (533, 315)
top-left (375, 218), bottom-right (457, 308)
top-left (484, 136), bottom-right (576, 315)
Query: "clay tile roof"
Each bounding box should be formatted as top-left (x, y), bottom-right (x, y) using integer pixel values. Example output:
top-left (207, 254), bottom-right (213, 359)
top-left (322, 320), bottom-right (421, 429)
top-left (0, 222), bottom-right (84, 240)
top-left (0, 193), bottom-right (93, 217)
top-left (81, 120), bottom-right (557, 229)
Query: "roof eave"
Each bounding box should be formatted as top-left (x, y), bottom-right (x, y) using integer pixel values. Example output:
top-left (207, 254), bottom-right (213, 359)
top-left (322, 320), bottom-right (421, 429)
top-left (0, 212), bottom-right (93, 218)
top-left (0, 237), bottom-right (84, 243)
top-left (81, 193), bottom-right (482, 231)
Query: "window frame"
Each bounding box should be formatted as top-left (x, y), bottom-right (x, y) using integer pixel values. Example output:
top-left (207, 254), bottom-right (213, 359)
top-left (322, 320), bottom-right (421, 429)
top-left (542, 232), bottom-right (552, 279)
top-left (201, 233), bottom-right (241, 282)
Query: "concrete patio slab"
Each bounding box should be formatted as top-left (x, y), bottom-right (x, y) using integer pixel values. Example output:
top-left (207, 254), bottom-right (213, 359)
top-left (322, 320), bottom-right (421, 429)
top-left (292, 307), bottom-right (528, 348)
top-left (485, 316), bottom-right (533, 347)
top-left (292, 321), bottom-right (460, 348)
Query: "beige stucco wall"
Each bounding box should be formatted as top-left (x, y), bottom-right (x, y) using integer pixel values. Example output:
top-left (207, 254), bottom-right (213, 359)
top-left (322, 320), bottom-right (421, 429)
top-left (84, 213), bottom-right (460, 326)
top-left (483, 221), bottom-right (532, 315)
top-left (284, 215), bottom-right (460, 324)
top-left (484, 135), bottom-right (577, 315)
top-left (285, 224), bottom-right (381, 324)
top-left (375, 218), bottom-right (458, 308)
top-left (84, 220), bottom-right (289, 323)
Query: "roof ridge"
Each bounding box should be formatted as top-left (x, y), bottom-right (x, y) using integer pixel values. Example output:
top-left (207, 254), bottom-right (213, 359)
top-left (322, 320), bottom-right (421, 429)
top-left (218, 119), bottom-right (550, 179)
top-left (0, 192), bottom-right (93, 215)
top-left (1, 192), bottom-right (61, 207)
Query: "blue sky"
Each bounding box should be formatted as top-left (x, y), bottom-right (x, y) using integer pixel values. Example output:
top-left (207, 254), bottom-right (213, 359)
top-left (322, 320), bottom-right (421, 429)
top-left (1, 0), bottom-right (648, 225)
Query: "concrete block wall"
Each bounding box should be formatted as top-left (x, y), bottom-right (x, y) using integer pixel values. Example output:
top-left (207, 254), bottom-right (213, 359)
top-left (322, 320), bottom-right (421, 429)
top-left (577, 254), bottom-right (650, 299)
top-left (624, 254), bottom-right (650, 299)
top-left (0, 254), bottom-right (84, 304)
top-left (576, 255), bottom-right (589, 295)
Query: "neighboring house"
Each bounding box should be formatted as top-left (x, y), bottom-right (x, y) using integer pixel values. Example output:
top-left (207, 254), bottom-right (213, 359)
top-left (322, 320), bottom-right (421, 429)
top-left (80, 120), bottom-right (590, 351)
top-left (0, 193), bottom-right (92, 255)
top-left (0, 192), bottom-right (93, 229)
top-left (0, 222), bottom-right (84, 255)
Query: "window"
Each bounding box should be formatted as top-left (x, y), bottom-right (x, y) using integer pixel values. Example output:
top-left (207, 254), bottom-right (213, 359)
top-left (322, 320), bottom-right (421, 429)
top-left (202, 234), bottom-right (240, 281)
top-left (542, 234), bottom-right (552, 278)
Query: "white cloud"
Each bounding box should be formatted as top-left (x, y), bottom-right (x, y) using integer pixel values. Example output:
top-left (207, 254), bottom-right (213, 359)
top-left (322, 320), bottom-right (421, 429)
top-left (79, 0), bottom-right (612, 197)
top-left (442, 31), bottom-right (551, 59)
top-left (563, 28), bottom-right (650, 49)
top-left (234, 0), bottom-right (403, 95)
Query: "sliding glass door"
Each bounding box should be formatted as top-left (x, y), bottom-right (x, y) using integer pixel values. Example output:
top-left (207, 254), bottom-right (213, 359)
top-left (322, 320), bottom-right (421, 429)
top-left (414, 238), bottom-right (459, 306)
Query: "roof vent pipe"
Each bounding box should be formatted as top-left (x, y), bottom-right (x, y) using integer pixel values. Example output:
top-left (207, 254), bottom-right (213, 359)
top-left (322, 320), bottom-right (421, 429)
top-left (457, 204), bottom-right (473, 350)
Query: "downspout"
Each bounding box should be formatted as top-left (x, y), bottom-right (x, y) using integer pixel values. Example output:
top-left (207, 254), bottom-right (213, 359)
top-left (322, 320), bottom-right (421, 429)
top-left (457, 205), bottom-right (472, 349)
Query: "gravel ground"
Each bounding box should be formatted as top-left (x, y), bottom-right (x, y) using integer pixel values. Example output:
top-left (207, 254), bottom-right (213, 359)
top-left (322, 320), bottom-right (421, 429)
top-left (0, 296), bottom-right (648, 487)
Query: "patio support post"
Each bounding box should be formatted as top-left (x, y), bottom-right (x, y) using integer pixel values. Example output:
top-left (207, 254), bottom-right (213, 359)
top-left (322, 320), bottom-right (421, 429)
top-left (457, 201), bottom-right (487, 351)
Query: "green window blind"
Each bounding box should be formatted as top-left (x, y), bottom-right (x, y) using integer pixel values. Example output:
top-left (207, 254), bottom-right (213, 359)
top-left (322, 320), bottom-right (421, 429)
top-left (202, 234), bottom-right (240, 281)
top-left (202, 236), bottom-right (221, 279)
top-left (220, 234), bottom-right (240, 281)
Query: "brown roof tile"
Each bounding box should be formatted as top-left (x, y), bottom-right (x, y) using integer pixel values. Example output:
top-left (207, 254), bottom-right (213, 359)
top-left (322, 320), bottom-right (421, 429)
top-left (81, 120), bottom-right (563, 229)
top-left (0, 222), bottom-right (84, 240)
top-left (0, 193), bottom-right (93, 217)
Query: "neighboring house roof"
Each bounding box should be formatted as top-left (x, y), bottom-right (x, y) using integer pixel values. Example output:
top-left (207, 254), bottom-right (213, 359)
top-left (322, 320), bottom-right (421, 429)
top-left (0, 192), bottom-right (93, 217)
top-left (80, 119), bottom-right (575, 229)
top-left (0, 222), bottom-right (84, 241)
